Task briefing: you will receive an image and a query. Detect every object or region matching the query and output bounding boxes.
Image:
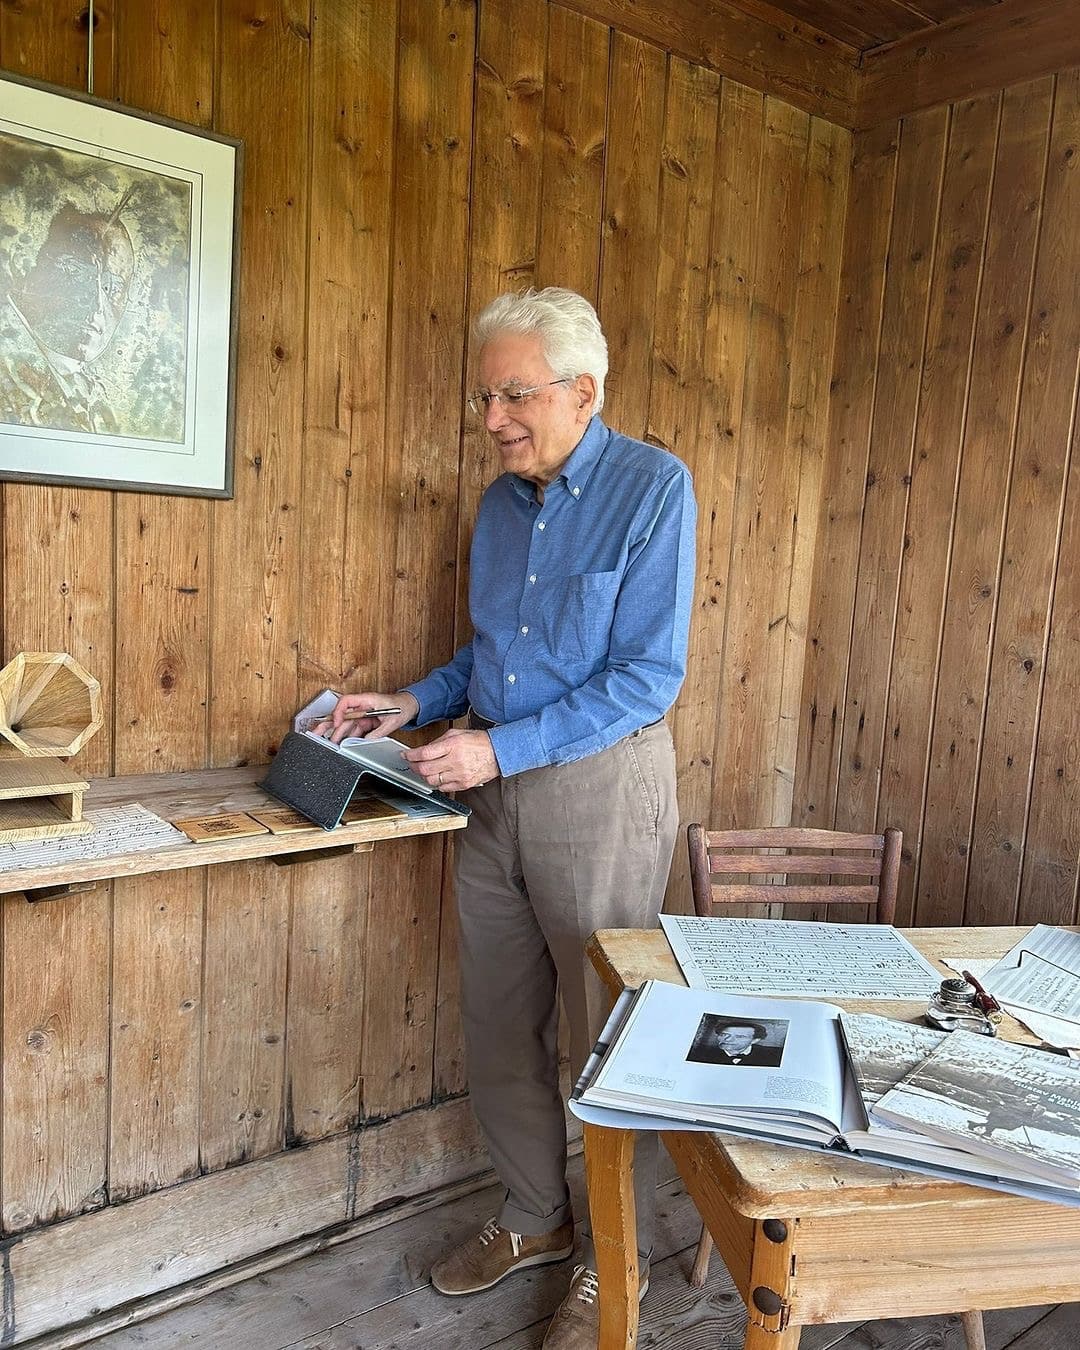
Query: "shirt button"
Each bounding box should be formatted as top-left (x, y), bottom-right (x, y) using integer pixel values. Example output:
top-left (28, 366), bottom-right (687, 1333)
top-left (537, 521), bottom-right (546, 530)
top-left (521, 626), bottom-right (529, 635)
top-left (529, 575), bottom-right (537, 584)
top-left (572, 486), bottom-right (580, 497)
top-left (507, 674), bottom-right (516, 684)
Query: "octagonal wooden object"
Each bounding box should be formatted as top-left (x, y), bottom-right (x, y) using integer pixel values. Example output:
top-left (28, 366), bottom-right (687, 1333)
top-left (0, 652), bottom-right (104, 759)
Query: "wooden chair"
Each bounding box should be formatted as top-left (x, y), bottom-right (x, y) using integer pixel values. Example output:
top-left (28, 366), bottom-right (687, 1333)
top-left (682, 823), bottom-right (987, 1350)
top-left (686, 821), bottom-right (899, 1295)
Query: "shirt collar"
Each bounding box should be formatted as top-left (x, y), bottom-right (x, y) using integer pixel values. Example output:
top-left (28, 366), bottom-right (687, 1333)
top-left (508, 415), bottom-right (609, 502)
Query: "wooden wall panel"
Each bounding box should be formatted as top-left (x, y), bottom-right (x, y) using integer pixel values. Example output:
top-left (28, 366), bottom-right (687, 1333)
top-left (876, 93), bottom-right (998, 924)
top-left (712, 99), bottom-right (810, 830)
top-left (794, 121), bottom-right (897, 832)
top-left (773, 116), bottom-right (850, 831)
top-left (535, 6), bottom-right (608, 298)
top-left (833, 108), bottom-right (947, 839)
top-left (965, 71), bottom-right (1080, 924)
top-left (596, 31), bottom-right (666, 439)
top-left (0, 0), bottom-right (115, 1240)
top-left (646, 58), bottom-right (721, 910)
top-left (795, 69), bottom-right (1080, 930)
top-left (915, 77), bottom-right (1051, 925)
top-left (669, 79), bottom-right (761, 902)
top-left (361, 0), bottom-right (476, 1122)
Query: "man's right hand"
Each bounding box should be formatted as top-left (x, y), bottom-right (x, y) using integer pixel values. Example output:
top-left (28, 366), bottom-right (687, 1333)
top-left (312, 691), bottom-right (419, 743)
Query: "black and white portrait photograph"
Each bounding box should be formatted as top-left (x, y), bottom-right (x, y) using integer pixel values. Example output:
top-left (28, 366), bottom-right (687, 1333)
top-left (686, 1014), bottom-right (789, 1068)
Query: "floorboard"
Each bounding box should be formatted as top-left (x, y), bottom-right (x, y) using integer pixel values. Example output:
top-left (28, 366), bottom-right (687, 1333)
top-left (87, 1153), bottom-right (1068, 1350)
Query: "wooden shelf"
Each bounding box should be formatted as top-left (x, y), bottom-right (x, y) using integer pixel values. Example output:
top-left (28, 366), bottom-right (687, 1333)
top-left (0, 765), bottom-right (466, 896)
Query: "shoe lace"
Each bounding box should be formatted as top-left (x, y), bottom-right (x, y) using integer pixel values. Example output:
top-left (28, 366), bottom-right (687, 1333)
top-left (573, 1266), bottom-right (600, 1306)
top-left (479, 1218), bottom-right (523, 1257)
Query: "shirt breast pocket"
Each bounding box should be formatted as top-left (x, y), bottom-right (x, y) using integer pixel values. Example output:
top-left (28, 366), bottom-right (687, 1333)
top-left (551, 570), bottom-right (622, 662)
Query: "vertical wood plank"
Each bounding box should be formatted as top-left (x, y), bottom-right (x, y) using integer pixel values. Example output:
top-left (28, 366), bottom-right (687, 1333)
top-left (644, 57), bottom-right (720, 910)
top-left (105, 0), bottom-right (215, 1211)
top-left (0, 0), bottom-right (115, 1238)
top-left (966, 71), bottom-right (1080, 924)
top-left (774, 116), bottom-right (851, 832)
top-left (209, 0), bottom-right (311, 769)
top-left (112, 0), bottom-right (215, 777)
top-left (669, 79), bottom-right (762, 891)
top-left (282, 0), bottom-right (396, 1141)
top-left (298, 0), bottom-right (395, 702)
top-left (285, 855), bottom-right (366, 1142)
top-left (434, 0), bottom-right (547, 1100)
top-left (833, 108), bottom-right (947, 843)
top-left (877, 93), bottom-right (998, 923)
top-left (1020, 411), bottom-right (1080, 926)
top-left (2, 894), bottom-right (108, 1232)
top-left (596, 30), bottom-right (666, 440)
top-left (916, 77), bottom-right (1053, 925)
top-left (712, 99), bottom-right (809, 832)
top-left (535, 4), bottom-right (608, 300)
top-left (197, 0), bottom-right (312, 1170)
top-left (363, 0), bottom-right (475, 1121)
top-left (793, 121), bottom-right (897, 832)
top-left (109, 871), bottom-right (202, 1199)
top-left (200, 862), bottom-right (290, 1170)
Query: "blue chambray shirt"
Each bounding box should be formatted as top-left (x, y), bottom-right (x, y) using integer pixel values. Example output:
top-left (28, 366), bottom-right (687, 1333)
top-left (403, 415), bottom-right (696, 777)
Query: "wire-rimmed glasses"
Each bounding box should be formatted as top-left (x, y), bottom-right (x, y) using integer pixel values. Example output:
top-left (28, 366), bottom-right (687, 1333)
top-left (467, 378), bottom-right (571, 418)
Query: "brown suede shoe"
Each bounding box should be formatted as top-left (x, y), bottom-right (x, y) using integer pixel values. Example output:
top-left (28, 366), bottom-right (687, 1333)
top-left (541, 1262), bottom-right (650, 1348)
top-left (430, 1217), bottom-right (575, 1296)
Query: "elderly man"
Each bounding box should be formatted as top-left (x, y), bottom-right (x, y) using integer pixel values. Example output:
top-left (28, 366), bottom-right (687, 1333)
top-left (324, 287), bottom-right (696, 1347)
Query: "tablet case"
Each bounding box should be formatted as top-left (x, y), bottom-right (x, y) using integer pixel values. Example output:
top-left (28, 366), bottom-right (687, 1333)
top-left (259, 730), bottom-right (471, 830)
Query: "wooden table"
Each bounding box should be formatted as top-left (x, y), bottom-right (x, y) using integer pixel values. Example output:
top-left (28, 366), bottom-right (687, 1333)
top-left (0, 765), bottom-right (466, 896)
top-left (583, 926), bottom-right (1080, 1350)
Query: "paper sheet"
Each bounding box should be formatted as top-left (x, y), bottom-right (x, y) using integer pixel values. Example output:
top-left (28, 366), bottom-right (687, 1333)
top-left (660, 915), bottom-right (943, 999)
top-left (981, 926), bottom-right (1080, 1023)
top-left (0, 803), bottom-right (188, 872)
top-left (944, 954), bottom-right (1080, 1054)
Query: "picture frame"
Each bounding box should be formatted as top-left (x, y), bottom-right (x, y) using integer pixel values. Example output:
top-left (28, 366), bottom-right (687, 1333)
top-left (0, 73), bottom-right (242, 498)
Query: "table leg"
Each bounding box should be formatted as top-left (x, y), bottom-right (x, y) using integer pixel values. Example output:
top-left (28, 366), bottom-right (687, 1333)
top-left (961, 1311), bottom-right (987, 1350)
top-left (583, 1122), bottom-right (639, 1350)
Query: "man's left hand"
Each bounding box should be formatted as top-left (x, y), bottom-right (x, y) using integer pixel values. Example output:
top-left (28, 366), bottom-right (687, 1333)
top-left (403, 728), bottom-right (499, 792)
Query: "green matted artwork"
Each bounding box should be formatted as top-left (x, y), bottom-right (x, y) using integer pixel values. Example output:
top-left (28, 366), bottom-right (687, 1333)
top-left (0, 73), bottom-right (241, 497)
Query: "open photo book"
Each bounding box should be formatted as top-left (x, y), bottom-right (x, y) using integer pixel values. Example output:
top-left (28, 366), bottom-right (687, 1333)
top-left (569, 980), bottom-right (1080, 1207)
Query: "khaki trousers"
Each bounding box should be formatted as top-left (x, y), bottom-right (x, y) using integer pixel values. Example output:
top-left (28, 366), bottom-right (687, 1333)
top-left (455, 719), bottom-right (679, 1259)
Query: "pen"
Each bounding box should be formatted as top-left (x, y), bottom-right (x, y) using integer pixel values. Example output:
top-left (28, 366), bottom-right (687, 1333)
top-left (365, 706), bottom-right (402, 716)
top-left (961, 969), bottom-right (1003, 1020)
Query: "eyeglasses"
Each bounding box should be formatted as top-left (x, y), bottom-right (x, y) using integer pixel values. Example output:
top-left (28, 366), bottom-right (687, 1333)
top-left (467, 378), bottom-right (571, 418)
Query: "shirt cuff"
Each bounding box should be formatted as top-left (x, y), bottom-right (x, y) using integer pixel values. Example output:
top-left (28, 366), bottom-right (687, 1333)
top-left (488, 718), bottom-right (548, 777)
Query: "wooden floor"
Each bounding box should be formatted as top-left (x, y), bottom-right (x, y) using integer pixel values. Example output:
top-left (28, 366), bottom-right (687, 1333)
top-left (90, 1155), bottom-right (1076, 1350)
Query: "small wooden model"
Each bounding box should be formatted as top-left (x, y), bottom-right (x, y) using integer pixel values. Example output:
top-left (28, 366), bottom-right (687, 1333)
top-left (0, 652), bottom-right (103, 843)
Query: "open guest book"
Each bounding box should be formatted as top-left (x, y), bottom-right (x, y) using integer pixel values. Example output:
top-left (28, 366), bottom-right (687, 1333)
top-left (259, 730), bottom-right (471, 829)
top-left (570, 981), bottom-right (1080, 1207)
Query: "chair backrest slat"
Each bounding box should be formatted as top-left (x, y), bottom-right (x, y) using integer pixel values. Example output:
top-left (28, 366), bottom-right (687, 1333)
top-left (708, 853), bottom-right (883, 877)
top-left (709, 884), bottom-right (880, 907)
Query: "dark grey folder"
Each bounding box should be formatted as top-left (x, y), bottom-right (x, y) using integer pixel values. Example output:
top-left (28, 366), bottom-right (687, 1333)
top-left (259, 731), bottom-right (470, 830)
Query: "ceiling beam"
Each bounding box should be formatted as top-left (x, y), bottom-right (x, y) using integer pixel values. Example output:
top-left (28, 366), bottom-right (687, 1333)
top-left (858, 0), bottom-right (1080, 127)
top-left (555, 0), bottom-right (860, 127)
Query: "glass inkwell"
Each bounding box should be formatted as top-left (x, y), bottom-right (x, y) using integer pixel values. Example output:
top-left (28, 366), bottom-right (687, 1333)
top-left (925, 977), bottom-right (1000, 1036)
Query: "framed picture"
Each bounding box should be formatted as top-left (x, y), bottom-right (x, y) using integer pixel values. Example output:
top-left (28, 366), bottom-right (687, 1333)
top-left (0, 73), bottom-right (241, 497)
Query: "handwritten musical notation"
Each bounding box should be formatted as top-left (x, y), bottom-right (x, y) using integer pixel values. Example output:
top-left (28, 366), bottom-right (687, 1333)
top-left (660, 915), bottom-right (943, 1000)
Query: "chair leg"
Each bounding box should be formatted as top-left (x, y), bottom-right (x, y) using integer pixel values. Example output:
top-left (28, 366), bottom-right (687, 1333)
top-left (960, 1311), bottom-right (987, 1350)
top-left (690, 1223), bottom-right (713, 1287)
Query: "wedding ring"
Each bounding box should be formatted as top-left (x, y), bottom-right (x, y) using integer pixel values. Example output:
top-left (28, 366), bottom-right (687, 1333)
top-left (437, 771), bottom-right (443, 786)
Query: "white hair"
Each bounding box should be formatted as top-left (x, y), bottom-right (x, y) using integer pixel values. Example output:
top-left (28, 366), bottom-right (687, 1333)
top-left (473, 286), bottom-right (608, 414)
